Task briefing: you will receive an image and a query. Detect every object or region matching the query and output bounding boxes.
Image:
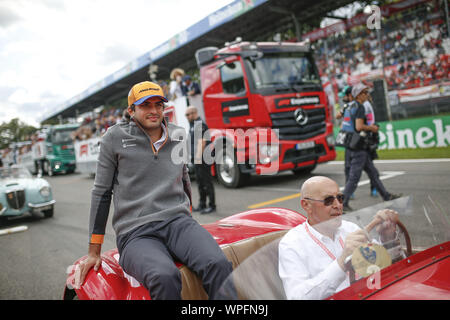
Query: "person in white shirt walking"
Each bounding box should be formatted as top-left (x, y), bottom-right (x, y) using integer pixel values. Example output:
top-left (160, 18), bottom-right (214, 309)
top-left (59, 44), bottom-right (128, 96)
top-left (278, 176), bottom-right (398, 300)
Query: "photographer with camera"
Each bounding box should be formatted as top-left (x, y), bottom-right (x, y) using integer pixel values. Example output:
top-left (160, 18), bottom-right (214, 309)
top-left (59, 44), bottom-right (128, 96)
top-left (340, 83), bottom-right (401, 212)
top-left (337, 86), bottom-right (380, 200)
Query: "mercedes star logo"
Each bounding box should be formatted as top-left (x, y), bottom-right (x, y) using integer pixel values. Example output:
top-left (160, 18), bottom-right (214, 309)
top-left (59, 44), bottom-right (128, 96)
top-left (294, 108), bottom-right (308, 126)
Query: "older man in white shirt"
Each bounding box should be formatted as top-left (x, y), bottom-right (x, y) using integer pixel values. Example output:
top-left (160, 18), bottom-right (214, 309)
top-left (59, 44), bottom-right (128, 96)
top-left (278, 176), bottom-right (398, 300)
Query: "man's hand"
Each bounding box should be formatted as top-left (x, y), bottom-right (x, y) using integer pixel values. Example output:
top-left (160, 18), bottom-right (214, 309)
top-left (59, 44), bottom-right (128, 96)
top-left (337, 229), bottom-right (368, 271)
top-left (366, 209), bottom-right (399, 242)
top-left (370, 124), bottom-right (379, 133)
top-left (74, 243), bottom-right (102, 289)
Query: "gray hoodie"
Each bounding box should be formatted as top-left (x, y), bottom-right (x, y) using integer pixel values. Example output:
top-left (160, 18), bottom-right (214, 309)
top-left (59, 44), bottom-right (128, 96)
top-left (88, 119), bottom-right (191, 244)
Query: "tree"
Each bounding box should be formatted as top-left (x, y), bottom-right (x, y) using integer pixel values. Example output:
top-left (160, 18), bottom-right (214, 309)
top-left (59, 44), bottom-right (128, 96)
top-left (0, 118), bottom-right (38, 150)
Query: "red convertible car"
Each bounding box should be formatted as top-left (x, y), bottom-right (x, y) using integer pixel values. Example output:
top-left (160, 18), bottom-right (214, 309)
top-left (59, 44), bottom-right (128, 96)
top-left (63, 196), bottom-right (450, 300)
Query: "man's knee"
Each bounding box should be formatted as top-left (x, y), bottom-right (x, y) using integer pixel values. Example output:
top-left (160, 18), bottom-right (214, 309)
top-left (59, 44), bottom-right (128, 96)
top-left (204, 255), bottom-right (233, 277)
top-left (203, 255), bottom-right (235, 299)
top-left (145, 266), bottom-right (182, 299)
top-left (149, 266), bottom-right (181, 287)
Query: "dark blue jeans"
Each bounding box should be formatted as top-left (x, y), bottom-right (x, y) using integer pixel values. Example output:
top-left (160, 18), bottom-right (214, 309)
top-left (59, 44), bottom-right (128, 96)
top-left (343, 149), bottom-right (390, 206)
top-left (116, 214), bottom-right (233, 300)
top-left (344, 148), bottom-right (377, 192)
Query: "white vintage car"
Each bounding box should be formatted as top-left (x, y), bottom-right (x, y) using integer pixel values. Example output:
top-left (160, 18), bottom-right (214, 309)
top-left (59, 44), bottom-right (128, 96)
top-left (0, 165), bottom-right (55, 222)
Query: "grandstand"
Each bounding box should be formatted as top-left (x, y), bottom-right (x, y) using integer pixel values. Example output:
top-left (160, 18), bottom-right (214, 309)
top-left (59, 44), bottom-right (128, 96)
top-left (310, 0), bottom-right (449, 120)
top-left (42, 0), bottom-right (355, 122)
top-left (43, 0), bottom-right (450, 125)
top-left (314, 0), bottom-right (448, 88)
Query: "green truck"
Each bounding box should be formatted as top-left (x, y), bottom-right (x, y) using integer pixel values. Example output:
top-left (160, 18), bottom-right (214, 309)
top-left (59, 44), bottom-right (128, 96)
top-left (16, 123), bottom-right (80, 176)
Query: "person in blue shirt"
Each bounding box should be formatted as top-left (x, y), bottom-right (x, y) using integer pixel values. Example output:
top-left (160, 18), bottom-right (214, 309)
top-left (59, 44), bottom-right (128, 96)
top-left (182, 75), bottom-right (201, 99)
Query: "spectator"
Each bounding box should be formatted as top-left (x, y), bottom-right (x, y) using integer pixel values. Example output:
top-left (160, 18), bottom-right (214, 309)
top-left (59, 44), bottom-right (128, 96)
top-left (185, 106), bottom-right (216, 214)
top-left (169, 68), bottom-right (185, 101)
top-left (182, 75), bottom-right (204, 120)
top-left (169, 68), bottom-right (190, 132)
top-left (182, 75), bottom-right (201, 100)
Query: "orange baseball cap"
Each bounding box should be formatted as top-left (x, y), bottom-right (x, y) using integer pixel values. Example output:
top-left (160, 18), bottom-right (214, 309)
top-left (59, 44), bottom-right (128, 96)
top-left (128, 81), bottom-right (168, 107)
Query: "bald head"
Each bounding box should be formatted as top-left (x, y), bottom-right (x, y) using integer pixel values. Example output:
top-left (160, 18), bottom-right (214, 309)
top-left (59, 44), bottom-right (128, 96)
top-left (185, 106), bottom-right (199, 123)
top-left (301, 176), bottom-right (338, 200)
top-left (186, 106), bottom-right (197, 114)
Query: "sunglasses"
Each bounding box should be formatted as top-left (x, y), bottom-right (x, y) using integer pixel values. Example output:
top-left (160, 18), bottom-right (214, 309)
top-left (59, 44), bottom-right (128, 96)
top-left (304, 193), bottom-right (344, 206)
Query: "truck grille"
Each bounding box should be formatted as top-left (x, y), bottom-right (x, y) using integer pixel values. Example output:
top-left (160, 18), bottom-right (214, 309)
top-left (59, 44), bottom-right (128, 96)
top-left (6, 189), bottom-right (25, 210)
top-left (270, 107), bottom-right (326, 140)
top-left (283, 144), bottom-right (326, 163)
top-left (60, 152), bottom-right (75, 160)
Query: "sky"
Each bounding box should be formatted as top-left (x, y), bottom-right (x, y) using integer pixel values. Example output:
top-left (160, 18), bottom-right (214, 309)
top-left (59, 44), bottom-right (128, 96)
top-left (0, 0), bottom-right (233, 128)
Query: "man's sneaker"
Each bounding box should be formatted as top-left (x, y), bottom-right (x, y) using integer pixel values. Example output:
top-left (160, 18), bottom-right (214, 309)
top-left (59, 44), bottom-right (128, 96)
top-left (343, 204), bottom-right (353, 213)
top-left (201, 206), bottom-right (216, 214)
top-left (371, 188), bottom-right (378, 197)
top-left (193, 206), bottom-right (205, 212)
top-left (386, 193), bottom-right (402, 201)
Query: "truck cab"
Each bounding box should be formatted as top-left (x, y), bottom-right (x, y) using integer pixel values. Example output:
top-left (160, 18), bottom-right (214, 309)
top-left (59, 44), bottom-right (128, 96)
top-left (195, 40), bottom-right (336, 187)
top-left (36, 123), bottom-right (79, 176)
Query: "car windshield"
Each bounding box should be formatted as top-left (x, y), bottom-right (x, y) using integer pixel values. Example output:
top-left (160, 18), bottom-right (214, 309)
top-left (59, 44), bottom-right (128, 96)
top-left (51, 129), bottom-right (74, 144)
top-left (216, 195), bottom-right (450, 300)
top-left (246, 52), bottom-right (321, 90)
top-left (0, 166), bottom-right (32, 179)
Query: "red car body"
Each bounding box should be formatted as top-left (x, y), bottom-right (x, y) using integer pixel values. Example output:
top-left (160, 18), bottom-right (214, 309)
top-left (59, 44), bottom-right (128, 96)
top-left (63, 207), bottom-right (450, 300)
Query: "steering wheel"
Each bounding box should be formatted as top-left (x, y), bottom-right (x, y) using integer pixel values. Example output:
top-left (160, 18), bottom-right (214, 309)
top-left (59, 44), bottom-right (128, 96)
top-left (347, 220), bottom-right (412, 284)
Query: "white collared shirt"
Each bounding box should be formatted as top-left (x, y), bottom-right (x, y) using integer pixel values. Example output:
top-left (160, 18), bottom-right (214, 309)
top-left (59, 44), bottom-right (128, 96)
top-left (153, 123), bottom-right (167, 151)
top-left (278, 219), bottom-right (360, 300)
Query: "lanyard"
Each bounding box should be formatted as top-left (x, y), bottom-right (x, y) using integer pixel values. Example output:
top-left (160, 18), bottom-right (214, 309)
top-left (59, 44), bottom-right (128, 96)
top-left (305, 222), bottom-right (344, 261)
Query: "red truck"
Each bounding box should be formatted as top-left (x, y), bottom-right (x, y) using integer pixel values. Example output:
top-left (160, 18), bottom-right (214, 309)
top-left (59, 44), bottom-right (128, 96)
top-left (183, 40), bottom-right (336, 187)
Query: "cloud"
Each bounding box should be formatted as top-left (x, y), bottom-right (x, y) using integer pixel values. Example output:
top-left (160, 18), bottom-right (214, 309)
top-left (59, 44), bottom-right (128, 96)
top-left (0, 0), bottom-right (234, 127)
top-left (0, 5), bottom-right (21, 28)
top-left (100, 43), bottom-right (139, 66)
top-left (0, 86), bottom-right (16, 99)
top-left (0, 84), bottom-right (63, 127)
top-left (39, 0), bottom-right (66, 11)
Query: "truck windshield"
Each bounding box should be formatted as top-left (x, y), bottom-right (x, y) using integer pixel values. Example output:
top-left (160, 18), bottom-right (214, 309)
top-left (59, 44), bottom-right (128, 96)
top-left (247, 52), bottom-right (320, 89)
top-left (51, 129), bottom-right (74, 144)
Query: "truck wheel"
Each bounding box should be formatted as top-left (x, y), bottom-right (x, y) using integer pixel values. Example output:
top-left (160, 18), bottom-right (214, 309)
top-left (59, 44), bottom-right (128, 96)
top-left (215, 145), bottom-right (248, 188)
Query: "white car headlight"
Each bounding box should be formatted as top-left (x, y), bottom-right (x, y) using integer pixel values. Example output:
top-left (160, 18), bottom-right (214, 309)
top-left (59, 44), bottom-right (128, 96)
top-left (259, 144), bottom-right (279, 164)
top-left (326, 134), bottom-right (335, 147)
top-left (40, 186), bottom-right (51, 197)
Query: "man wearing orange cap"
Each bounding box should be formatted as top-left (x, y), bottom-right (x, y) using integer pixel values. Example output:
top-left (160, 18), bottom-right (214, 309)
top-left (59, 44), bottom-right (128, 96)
top-left (77, 81), bottom-right (233, 300)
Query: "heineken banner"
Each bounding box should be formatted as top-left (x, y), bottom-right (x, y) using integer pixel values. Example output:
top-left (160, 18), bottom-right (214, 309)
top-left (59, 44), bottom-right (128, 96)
top-left (335, 115), bottom-right (450, 150)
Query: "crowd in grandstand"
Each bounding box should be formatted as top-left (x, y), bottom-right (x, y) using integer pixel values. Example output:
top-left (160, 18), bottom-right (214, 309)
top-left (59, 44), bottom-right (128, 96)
top-left (71, 108), bottom-right (126, 141)
top-left (71, 1), bottom-right (449, 140)
top-left (314, 0), bottom-right (449, 91)
top-left (71, 67), bottom-right (201, 141)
